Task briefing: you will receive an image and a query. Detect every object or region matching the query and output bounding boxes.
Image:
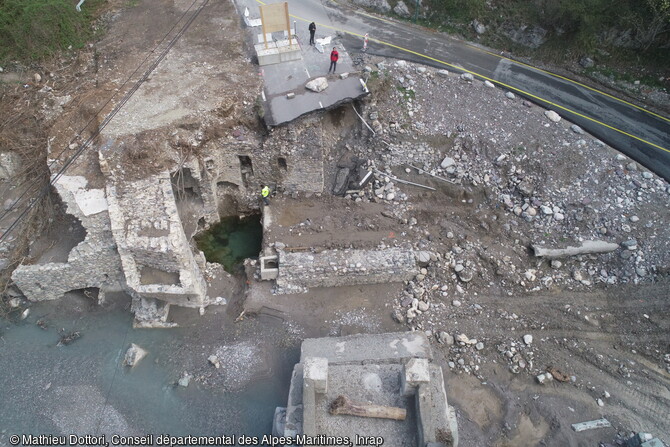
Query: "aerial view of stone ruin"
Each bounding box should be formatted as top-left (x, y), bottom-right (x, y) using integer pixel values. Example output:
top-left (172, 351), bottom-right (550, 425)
top-left (0, 0), bottom-right (668, 446)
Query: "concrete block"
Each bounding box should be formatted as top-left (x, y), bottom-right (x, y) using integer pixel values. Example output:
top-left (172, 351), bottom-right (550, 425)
top-left (402, 357), bottom-right (430, 396)
top-left (303, 356), bottom-right (328, 394)
top-left (260, 255), bottom-right (279, 280)
top-left (416, 384), bottom-right (436, 445)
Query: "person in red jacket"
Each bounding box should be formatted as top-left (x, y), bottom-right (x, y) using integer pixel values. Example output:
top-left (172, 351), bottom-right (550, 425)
top-left (328, 47), bottom-right (339, 74)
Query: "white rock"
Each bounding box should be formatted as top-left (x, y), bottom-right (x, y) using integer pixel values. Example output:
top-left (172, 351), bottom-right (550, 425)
top-left (460, 72), bottom-right (474, 82)
top-left (452, 299), bottom-right (462, 307)
top-left (554, 212), bottom-right (565, 221)
top-left (440, 156), bottom-right (455, 168)
top-left (473, 20), bottom-right (486, 34)
top-left (124, 343), bottom-right (148, 367)
top-left (208, 355), bottom-right (221, 369)
top-left (418, 301), bottom-right (430, 312)
top-left (456, 333), bottom-right (470, 344)
top-left (597, 398), bottom-right (604, 407)
top-left (630, 215), bottom-right (639, 222)
top-left (544, 110), bottom-right (561, 122)
top-left (305, 77), bottom-right (329, 92)
top-left (438, 331), bottom-right (454, 345)
top-left (437, 69), bottom-right (449, 78)
top-left (33, 73), bottom-right (42, 83)
top-left (21, 308), bottom-right (30, 320)
top-left (523, 334), bottom-right (533, 345)
top-left (475, 342), bottom-right (484, 351)
top-left (484, 80), bottom-right (495, 88)
top-left (505, 91), bottom-right (515, 99)
top-left (541, 205), bottom-right (553, 215)
top-left (178, 373), bottom-right (191, 387)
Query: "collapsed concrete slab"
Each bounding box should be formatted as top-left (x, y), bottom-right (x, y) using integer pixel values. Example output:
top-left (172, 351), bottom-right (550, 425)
top-left (274, 248), bottom-right (419, 294)
top-left (275, 332), bottom-right (458, 446)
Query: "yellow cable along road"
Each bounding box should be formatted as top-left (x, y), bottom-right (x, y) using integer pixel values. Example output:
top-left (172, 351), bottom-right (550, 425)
top-left (257, 0), bottom-right (670, 155)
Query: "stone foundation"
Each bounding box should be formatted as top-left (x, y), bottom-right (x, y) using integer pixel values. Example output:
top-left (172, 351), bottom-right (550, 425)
top-left (275, 248), bottom-right (418, 294)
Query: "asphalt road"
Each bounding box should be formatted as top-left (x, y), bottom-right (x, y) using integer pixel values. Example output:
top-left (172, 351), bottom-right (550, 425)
top-left (275, 0), bottom-right (670, 181)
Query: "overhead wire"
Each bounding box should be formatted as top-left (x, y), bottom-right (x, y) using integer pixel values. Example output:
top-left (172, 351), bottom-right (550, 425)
top-left (0, 0), bottom-right (209, 244)
top-left (0, 0), bottom-right (202, 226)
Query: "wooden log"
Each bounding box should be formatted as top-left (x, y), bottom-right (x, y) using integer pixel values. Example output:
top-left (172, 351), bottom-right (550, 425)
top-left (329, 395), bottom-right (406, 421)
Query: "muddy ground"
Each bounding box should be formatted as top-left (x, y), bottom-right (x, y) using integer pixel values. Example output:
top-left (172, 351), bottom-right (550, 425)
top-left (0, 0), bottom-right (669, 446)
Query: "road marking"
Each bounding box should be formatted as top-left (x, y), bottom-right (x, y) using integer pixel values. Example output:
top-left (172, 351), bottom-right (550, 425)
top-left (465, 44), bottom-right (670, 124)
top-left (254, 0), bottom-right (670, 155)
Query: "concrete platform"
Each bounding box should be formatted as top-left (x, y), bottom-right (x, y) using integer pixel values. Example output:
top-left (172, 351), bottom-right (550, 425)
top-left (277, 332), bottom-right (458, 446)
top-left (301, 331), bottom-right (433, 364)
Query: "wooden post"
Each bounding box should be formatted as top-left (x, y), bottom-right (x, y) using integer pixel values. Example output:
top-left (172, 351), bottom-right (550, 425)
top-left (329, 395), bottom-right (406, 421)
top-left (284, 2), bottom-right (292, 45)
top-left (260, 6), bottom-right (268, 49)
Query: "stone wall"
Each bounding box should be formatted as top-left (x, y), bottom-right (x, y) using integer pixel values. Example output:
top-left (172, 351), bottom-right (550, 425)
top-left (275, 248), bottom-right (418, 294)
top-left (105, 171), bottom-right (207, 308)
top-left (12, 175), bottom-right (125, 301)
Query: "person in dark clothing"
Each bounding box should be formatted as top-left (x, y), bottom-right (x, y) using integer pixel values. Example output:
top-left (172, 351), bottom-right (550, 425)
top-left (309, 22), bottom-right (316, 45)
top-left (328, 47), bottom-right (339, 73)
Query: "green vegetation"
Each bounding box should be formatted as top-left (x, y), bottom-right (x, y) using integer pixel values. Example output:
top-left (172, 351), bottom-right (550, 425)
top-left (0, 0), bottom-right (103, 62)
top-left (396, 85), bottom-right (415, 100)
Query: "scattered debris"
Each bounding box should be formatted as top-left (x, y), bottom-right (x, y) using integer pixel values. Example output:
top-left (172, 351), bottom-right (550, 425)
top-left (57, 331), bottom-right (81, 346)
top-left (547, 366), bottom-right (571, 382)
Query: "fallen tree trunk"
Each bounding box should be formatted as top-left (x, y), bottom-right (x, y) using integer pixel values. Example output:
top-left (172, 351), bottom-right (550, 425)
top-left (329, 395), bottom-right (406, 421)
top-left (531, 240), bottom-right (619, 259)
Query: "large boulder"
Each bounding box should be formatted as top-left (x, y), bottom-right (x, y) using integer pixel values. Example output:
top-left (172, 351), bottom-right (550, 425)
top-left (123, 343), bottom-right (148, 367)
top-left (305, 77), bottom-right (329, 93)
top-left (502, 24), bottom-right (547, 49)
top-left (394, 1), bottom-right (411, 17)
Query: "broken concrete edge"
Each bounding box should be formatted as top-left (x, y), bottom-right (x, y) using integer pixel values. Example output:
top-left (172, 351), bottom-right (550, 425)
top-left (532, 240), bottom-right (619, 258)
top-left (300, 331), bottom-right (433, 365)
top-left (262, 90), bottom-right (371, 128)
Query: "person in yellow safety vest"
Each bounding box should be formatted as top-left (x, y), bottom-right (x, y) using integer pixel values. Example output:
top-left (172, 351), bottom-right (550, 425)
top-left (261, 184), bottom-right (270, 206)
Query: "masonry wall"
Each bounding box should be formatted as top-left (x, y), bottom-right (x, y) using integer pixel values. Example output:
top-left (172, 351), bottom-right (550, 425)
top-left (12, 176), bottom-right (125, 301)
top-left (275, 248), bottom-right (418, 294)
